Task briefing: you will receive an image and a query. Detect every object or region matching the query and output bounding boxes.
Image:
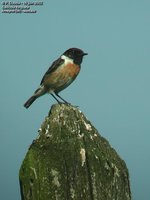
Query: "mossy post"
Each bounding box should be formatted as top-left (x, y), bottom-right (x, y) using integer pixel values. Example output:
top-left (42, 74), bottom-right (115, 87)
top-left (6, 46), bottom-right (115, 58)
top-left (19, 104), bottom-right (131, 200)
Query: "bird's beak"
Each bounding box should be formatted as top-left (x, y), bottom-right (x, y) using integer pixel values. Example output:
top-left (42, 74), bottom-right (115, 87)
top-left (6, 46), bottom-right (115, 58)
top-left (82, 52), bottom-right (88, 56)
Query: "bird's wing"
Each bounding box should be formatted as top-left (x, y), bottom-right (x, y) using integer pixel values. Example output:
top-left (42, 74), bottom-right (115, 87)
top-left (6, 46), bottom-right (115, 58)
top-left (40, 57), bottom-right (64, 85)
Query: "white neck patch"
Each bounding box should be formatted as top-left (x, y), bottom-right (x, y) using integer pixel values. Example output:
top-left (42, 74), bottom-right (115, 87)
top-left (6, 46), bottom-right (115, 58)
top-left (61, 55), bottom-right (74, 64)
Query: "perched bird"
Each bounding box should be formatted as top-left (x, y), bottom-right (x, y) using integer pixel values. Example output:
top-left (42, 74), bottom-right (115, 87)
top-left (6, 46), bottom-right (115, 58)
top-left (24, 48), bottom-right (88, 108)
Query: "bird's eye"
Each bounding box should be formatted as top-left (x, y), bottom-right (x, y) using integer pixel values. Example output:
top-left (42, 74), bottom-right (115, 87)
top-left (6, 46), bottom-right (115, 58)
top-left (68, 53), bottom-right (73, 58)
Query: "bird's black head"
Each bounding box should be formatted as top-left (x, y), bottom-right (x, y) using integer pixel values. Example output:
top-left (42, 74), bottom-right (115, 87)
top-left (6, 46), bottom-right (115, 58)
top-left (63, 48), bottom-right (88, 65)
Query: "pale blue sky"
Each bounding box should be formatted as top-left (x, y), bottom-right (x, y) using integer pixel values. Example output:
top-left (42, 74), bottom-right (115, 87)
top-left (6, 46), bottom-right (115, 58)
top-left (0, 1), bottom-right (150, 199)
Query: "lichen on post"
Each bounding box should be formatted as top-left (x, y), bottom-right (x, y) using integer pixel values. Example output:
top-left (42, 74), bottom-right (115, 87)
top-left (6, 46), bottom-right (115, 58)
top-left (19, 104), bottom-right (131, 200)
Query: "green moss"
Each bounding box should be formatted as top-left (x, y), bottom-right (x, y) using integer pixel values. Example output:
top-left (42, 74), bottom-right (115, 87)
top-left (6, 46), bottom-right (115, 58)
top-left (19, 104), bottom-right (131, 200)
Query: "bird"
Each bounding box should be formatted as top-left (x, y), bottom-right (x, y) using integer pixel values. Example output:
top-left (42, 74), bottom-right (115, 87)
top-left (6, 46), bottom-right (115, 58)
top-left (24, 48), bottom-right (88, 108)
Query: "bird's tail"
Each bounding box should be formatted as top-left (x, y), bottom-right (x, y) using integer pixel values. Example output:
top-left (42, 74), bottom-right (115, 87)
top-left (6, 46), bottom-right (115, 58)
top-left (24, 86), bottom-right (46, 109)
top-left (24, 95), bottom-right (37, 109)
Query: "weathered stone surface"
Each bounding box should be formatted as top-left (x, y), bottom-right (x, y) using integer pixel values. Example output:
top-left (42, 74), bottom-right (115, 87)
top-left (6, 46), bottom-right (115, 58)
top-left (19, 104), bottom-right (131, 200)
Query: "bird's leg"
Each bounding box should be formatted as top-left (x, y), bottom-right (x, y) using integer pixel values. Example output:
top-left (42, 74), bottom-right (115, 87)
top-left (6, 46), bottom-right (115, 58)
top-left (55, 93), bottom-right (70, 104)
top-left (51, 93), bottom-right (61, 104)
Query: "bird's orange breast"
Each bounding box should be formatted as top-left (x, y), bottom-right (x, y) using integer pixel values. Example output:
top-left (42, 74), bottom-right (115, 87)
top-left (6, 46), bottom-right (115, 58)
top-left (43, 63), bottom-right (80, 92)
top-left (62, 63), bottom-right (80, 76)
